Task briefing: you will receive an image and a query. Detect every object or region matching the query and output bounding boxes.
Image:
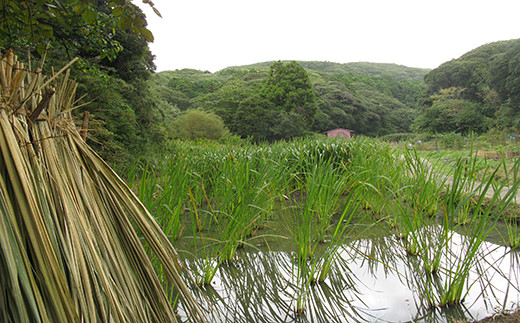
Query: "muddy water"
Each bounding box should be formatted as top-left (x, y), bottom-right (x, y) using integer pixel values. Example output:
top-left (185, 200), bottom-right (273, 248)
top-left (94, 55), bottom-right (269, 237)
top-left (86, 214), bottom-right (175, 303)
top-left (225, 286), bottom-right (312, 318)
top-left (175, 226), bottom-right (520, 322)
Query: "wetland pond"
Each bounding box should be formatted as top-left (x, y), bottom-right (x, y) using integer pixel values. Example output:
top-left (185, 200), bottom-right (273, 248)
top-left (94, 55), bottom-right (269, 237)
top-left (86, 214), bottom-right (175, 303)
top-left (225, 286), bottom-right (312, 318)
top-left (131, 137), bottom-right (520, 322)
top-left (174, 221), bottom-right (520, 323)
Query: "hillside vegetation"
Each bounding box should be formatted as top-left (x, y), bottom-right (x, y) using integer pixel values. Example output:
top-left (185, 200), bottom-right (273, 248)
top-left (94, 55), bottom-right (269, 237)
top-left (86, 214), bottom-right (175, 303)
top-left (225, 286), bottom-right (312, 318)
top-left (3, 0), bottom-right (519, 165)
top-left (153, 38), bottom-right (520, 146)
top-left (152, 61), bottom-right (428, 142)
top-left (415, 39), bottom-right (520, 134)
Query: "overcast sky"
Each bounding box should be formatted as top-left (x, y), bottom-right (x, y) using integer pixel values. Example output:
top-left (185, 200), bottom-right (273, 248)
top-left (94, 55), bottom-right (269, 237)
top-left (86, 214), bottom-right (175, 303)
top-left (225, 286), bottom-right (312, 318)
top-left (137, 0), bottom-right (520, 73)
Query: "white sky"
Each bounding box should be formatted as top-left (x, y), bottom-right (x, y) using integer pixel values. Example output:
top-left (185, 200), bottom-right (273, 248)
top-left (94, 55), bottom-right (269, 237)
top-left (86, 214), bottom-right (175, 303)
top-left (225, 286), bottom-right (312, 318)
top-left (137, 0), bottom-right (520, 73)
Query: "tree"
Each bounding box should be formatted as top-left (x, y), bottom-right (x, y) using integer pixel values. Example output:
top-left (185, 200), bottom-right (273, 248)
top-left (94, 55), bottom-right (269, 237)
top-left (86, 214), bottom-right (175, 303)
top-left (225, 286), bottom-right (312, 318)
top-left (413, 103), bottom-right (455, 134)
top-left (454, 103), bottom-right (489, 134)
top-left (261, 61), bottom-right (317, 127)
top-left (0, 0), bottom-right (168, 165)
top-left (232, 95), bottom-right (277, 142)
top-left (172, 110), bottom-right (229, 140)
top-left (413, 89), bottom-right (489, 134)
top-left (0, 0), bottom-right (158, 54)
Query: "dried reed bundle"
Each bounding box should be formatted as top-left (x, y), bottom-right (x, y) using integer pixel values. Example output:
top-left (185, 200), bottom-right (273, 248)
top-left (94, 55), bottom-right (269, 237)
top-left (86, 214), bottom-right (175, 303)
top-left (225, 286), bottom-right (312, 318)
top-left (0, 50), bottom-right (206, 322)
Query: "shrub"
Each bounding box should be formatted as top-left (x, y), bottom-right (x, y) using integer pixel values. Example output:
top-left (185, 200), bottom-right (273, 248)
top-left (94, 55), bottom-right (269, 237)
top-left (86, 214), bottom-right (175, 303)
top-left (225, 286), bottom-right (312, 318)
top-left (172, 109), bottom-right (230, 140)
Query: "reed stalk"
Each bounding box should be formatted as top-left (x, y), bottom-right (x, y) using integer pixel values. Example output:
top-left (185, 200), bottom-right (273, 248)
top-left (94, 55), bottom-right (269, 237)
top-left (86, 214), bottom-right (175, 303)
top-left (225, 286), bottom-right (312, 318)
top-left (0, 51), bottom-right (206, 322)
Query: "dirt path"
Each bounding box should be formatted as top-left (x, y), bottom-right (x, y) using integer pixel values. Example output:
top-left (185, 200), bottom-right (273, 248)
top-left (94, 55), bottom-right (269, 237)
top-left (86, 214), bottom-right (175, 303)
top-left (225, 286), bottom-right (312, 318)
top-left (418, 157), bottom-right (520, 203)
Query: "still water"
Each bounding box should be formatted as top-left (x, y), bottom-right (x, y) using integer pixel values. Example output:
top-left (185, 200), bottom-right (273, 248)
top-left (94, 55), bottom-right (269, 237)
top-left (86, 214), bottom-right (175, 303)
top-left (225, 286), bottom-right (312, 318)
top-left (177, 227), bottom-right (519, 322)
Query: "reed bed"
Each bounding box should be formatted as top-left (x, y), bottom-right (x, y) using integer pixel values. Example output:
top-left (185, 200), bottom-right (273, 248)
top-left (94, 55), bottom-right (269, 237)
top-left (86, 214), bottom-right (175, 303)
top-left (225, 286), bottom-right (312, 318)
top-left (124, 130), bottom-right (520, 320)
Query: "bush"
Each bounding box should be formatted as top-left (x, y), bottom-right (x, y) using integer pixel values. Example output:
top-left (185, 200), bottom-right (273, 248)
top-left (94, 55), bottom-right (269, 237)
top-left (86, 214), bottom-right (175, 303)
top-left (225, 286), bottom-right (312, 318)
top-left (171, 109), bottom-right (230, 140)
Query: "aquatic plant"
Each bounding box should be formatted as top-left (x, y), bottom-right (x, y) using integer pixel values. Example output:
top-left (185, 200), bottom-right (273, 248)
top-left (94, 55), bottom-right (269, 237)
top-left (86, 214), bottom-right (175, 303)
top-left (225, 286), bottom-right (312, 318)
top-left (126, 156), bottom-right (190, 240)
top-left (436, 157), bottom-right (519, 307)
top-left (211, 152), bottom-right (275, 262)
top-left (310, 178), bottom-right (366, 283)
top-left (505, 217), bottom-right (520, 249)
top-left (401, 149), bottom-right (447, 218)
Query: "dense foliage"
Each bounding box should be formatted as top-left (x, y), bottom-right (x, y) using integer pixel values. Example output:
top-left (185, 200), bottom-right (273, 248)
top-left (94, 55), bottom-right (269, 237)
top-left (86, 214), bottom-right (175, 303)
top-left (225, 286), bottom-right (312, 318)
top-left (1, 0), bottom-right (166, 165)
top-left (416, 39), bottom-right (520, 134)
top-left (151, 61), bottom-right (427, 142)
top-left (171, 110), bottom-right (229, 140)
top-left (4, 0), bottom-right (519, 162)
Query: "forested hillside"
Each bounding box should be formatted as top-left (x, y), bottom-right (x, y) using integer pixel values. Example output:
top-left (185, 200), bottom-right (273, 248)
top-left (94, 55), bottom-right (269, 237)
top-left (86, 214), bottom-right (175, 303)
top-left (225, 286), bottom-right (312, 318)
top-left (151, 61), bottom-right (428, 142)
top-left (414, 38), bottom-right (520, 134)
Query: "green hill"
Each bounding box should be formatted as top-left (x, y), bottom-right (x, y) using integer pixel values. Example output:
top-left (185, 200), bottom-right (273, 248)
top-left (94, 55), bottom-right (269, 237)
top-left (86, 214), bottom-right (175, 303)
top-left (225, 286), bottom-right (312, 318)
top-left (226, 60), bottom-right (429, 82)
top-left (415, 38), bottom-right (520, 133)
top-left (153, 60), bottom-right (426, 140)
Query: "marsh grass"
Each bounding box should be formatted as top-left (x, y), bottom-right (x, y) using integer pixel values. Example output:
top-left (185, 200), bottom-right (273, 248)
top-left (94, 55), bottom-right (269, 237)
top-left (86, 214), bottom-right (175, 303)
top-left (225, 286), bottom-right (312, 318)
top-left (348, 140), bottom-right (403, 219)
top-left (126, 157), bottom-right (190, 240)
top-left (275, 153), bottom-right (370, 313)
top-left (401, 149), bottom-right (447, 218)
top-left (505, 217), bottom-right (520, 248)
top-left (309, 181), bottom-right (366, 284)
top-left (497, 157), bottom-right (520, 248)
top-left (211, 152), bottom-right (275, 262)
top-left (122, 134), bottom-right (520, 320)
top-left (427, 152), bottom-right (520, 307)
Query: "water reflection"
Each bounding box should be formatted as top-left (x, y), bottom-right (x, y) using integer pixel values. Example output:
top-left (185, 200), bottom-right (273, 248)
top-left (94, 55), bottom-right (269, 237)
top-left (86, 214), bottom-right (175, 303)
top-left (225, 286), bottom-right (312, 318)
top-left (177, 227), bottom-right (519, 322)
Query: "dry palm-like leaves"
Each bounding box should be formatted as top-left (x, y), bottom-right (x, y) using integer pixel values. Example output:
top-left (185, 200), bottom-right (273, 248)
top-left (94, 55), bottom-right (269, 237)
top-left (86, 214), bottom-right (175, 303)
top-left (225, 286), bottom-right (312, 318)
top-left (0, 50), bottom-right (206, 322)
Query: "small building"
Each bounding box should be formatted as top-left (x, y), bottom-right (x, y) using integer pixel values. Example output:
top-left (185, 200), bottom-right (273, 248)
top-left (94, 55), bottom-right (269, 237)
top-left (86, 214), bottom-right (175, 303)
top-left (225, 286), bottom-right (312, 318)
top-left (324, 128), bottom-right (354, 140)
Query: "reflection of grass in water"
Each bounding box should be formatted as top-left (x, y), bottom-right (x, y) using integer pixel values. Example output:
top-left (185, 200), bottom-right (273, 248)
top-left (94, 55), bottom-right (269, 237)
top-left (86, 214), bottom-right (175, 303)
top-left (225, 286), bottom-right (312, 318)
top-left (437, 152), bottom-right (520, 307)
top-left (194, 250), bottom-right (366, 323)
top-left (276, 157), bottom-right (367, 314)
top-left (390, 144), bottom-right (520, 308)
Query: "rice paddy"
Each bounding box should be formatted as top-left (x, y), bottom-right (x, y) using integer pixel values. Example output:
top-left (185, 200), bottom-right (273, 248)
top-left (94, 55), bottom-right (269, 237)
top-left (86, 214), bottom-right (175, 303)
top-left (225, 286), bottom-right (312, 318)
top-left (126, 136), bottom-right (520, 322)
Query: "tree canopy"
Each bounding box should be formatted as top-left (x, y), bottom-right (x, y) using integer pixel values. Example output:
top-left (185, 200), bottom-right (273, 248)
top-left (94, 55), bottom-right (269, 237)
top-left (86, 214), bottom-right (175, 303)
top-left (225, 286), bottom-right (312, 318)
top-left (0, 0), bottom-right (165, 165)
top-left (415, 38), bottom-right (520, 133)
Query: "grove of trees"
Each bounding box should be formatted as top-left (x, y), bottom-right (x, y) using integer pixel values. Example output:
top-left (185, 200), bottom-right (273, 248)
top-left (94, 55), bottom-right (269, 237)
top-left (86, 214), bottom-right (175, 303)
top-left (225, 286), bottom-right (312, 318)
top-left (152, 61), bottom-right (428, 143)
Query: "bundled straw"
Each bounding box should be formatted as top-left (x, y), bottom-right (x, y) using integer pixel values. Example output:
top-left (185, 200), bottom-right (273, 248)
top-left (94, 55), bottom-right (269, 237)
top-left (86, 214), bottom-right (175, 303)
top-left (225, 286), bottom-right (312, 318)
top-left (0, 50), bottom-right (206, 322)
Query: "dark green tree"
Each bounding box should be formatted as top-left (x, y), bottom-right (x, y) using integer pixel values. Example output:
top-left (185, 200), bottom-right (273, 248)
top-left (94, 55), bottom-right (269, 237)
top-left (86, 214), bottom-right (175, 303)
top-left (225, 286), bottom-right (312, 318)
top-left (261, 61), bottom-right (317, 127)
top-left (0, 0), bottom-right (167, 165)
top-left (0, 0), bottom-right (158, 56)
top-left (232, 95), bottom-right (277, 142)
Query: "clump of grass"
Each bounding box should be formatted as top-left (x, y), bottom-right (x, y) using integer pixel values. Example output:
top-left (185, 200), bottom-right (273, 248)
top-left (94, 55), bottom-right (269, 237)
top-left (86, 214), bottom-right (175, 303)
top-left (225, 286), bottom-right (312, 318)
top-left (126, 157), bottom-right (190, 241)
top-left (310, 176), bottom-right (366, 283)
top-left (434, 153), bottom-right (519, 307)
top-left (211, 152), bottom-right (275, 262)
top-left (401, 149), bottom-right (447, 218)
top-left (505, 217), bottom-right (520, 249)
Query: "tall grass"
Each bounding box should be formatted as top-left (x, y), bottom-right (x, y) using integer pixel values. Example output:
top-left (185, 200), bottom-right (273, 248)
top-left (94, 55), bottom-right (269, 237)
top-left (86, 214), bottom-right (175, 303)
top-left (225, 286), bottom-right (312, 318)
top-left (122, 134), bottom-right (520, 318)
top-left (211, 152), bottom-right (275, 262)
top-left (126, 156), bottom-right (190, 241)
top-left (413, 151), bottom-right (520, 307)
top-left (401, 149), bottom-right (447, 218)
